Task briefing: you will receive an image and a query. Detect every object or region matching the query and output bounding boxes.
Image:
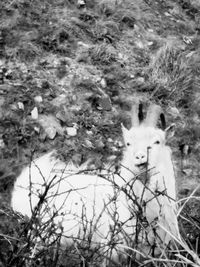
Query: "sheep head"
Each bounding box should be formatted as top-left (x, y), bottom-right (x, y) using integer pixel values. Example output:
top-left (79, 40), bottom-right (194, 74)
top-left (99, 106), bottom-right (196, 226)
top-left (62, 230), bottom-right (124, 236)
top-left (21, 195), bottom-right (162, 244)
top-left (121, 103), bottom-right (175, 174)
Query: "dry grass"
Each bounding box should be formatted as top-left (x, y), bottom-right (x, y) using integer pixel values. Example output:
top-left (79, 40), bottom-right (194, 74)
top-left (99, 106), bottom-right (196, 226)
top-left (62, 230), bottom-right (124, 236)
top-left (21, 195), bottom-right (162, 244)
top-left (89, 43), bottom-right (118, 65)
top-left (147, 39), bottom-right (198, 107)
top-left (148, 40), bottom-right (186, 87)
top-left (97, 0), bottom-right (121, 16)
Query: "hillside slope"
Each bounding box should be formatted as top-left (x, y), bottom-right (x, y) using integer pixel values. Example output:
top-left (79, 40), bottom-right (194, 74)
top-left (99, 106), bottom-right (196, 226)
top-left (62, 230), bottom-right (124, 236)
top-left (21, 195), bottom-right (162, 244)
top-left (0, 0), bottom-right (200, 266)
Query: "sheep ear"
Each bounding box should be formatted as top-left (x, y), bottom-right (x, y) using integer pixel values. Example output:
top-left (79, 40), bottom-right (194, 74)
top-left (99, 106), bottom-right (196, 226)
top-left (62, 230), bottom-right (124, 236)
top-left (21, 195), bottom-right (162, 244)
top-left (165, 123), bottom-right (175, 140)
top-left (121, 123), bottom-right (129, 142)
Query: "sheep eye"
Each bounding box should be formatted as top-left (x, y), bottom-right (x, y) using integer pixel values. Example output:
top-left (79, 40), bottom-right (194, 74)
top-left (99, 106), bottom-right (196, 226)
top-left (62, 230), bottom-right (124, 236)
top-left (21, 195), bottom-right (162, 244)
top-left (154, 140), bottom-right (160, 145)
top-left (127, 142), bottom-right (130, 146)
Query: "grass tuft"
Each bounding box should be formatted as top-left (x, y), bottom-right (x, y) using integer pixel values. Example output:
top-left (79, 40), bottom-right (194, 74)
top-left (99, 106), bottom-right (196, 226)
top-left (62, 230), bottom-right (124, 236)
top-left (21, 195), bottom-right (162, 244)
top-left (97, 0), bottom-right (119, 17)
top-left (89, 43), bottom-right (118, 65)
top-left (147, 39), bottom-right (198, 108)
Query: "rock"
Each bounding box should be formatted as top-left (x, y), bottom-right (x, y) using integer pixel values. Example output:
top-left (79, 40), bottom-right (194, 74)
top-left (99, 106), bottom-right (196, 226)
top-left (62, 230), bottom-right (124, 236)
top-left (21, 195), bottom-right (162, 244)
top-left (45, 127), bottom-right (57, 140)
top-left (70, 17), bottom-right (82, 26)
top-left (169, 6), bottom-right (180, 16)
top-left (77, 41), bottom-right (91, 49)
top-left (66, 126), bottom-right (77, 137)
top-left (0, 139), bottom-right (5, 148)
top-left (95, 140), bottom-right (104, 149)
top-left (72, 94), bottom-right (77, 102)
top-left (147, 41), bottom-right (154, 46)
top-left (31, 107), bottom-right (39, 120)
top-left (34, 95), bottom-right (43, 103)
top-left (56, 110), bottom-right (68, 123)
top-left (86, 130), bottom-right (93, 136)
top-left (107, 155), bottom-right (117, 162)
top-left (98, 96), bottom-right (112, 111)
top-left (100, 78), bottom-right (107, 88)
top-left (96, 76), bottom-right (102, 83)
top-left (77, 0), bottom-right (85, 8)
top-left (34, 126), bottom-right (40, 134)
top-left (84, 139), bottom-right (94, 148)
top-left (135, 41), bottom-right (144, 49)
top-left (51, 94), bottom-right (67, 107)
top-left (118, 53), bottom-right (123, 59)
top-left (167, 107), bottom-right (180, 118)
top-left (182, 144), bottom-right (191, 156)
top-left (111, 146), bottom-right (118, 152)
top-left (17, 102), bottom-right (24, 111)
top-left (37, 114), bottom-right (64, 139)
top-left (164, 12), bottom-right (171, 17)
top-left (136, 77), bottom-right (145, 84)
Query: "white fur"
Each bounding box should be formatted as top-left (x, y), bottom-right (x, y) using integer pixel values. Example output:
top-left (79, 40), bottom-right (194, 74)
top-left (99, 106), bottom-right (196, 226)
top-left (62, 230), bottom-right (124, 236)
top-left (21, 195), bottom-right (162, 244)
top-left (121, 125), bottom-right (180, 242)
top-left (11, 124), bottom-right (180, 263)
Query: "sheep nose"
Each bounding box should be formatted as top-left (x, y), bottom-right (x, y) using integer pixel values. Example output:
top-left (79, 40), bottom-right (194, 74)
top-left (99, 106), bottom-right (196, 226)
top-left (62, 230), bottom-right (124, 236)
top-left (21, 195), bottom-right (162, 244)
top-left (135, 151), bottom-right (147, 165)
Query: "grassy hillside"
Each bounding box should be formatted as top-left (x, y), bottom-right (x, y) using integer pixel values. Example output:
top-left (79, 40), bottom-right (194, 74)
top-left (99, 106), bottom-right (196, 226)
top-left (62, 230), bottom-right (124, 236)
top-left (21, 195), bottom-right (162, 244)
top-left (0, 0), bottom-right (200, 266)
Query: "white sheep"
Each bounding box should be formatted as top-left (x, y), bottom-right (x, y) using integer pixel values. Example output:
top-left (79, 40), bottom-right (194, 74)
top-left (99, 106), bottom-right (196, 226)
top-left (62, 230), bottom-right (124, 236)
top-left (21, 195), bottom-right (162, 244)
top-left (121, 105), bottom-right (180, 250)
top-left (11, 103), bottom-right (180, 265)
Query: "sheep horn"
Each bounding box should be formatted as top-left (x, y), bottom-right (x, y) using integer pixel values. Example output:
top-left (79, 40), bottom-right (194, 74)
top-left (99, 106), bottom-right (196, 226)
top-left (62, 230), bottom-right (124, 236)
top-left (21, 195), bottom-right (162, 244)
top-left (131, 101), bottom-right (140, 127)
top-left (160, 113), bottom-right (166, 130)
top-left (145, 104), bottom-right (166, 129)
top-left (138, 103), bottom-right (144, 123)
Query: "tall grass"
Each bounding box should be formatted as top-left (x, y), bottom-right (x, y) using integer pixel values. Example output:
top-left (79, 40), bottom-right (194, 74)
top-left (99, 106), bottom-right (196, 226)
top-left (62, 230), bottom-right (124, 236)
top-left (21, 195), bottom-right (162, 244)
top-left (147, 39), bottom-right (199, 108)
